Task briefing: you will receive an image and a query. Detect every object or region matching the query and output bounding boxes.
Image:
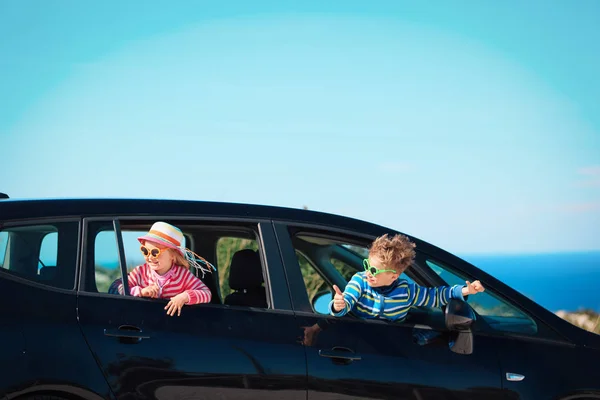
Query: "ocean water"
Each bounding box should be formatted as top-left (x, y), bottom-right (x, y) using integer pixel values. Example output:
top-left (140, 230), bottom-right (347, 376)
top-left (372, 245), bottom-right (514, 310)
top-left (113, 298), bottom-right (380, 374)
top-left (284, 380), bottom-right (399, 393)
top-left (460, 252), bottom-right (600, 313)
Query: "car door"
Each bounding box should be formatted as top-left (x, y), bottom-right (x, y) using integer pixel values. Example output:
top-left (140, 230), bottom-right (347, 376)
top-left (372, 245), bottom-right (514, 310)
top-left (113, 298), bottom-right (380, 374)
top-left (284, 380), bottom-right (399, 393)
top-left (0, 219), bottom-right (113, 400)
top-left (76, 217), bottom-right (307, 400)
top-left (274, 222), bottom-right (506, 400)
top-left (0, 229), bottom-right (27, 397)
top-left (417, 253), bottom-right (600, 399)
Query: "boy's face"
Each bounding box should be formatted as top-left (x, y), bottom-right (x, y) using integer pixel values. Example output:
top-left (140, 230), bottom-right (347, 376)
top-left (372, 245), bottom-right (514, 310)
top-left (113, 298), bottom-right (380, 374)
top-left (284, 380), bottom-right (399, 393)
top-left (365, 256), bottom-right (399, 287)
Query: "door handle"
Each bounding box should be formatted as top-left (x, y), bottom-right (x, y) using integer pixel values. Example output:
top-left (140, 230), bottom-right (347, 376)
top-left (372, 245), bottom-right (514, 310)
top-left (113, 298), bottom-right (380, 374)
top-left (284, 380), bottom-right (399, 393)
top-left (104, 325), bottom-right (150, 343)
top-left (319, 347), bottom-right (361, 362)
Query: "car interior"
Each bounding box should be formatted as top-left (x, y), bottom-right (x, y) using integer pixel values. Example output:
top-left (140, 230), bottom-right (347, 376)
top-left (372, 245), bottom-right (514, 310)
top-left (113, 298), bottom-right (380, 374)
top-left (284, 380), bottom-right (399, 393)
top-left (83, 222), bottom-right (269, 309)
top-left (223, 248), bottom-right (268, 308)
top-left (290, 233), bottom-right (471, 332)
top-left (0, 223), bottom-right (79, 290)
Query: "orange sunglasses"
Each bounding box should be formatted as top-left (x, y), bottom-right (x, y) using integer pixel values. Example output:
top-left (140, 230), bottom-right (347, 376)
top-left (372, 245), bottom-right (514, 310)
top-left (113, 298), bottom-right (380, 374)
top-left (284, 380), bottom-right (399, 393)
top-left (140, 245), bottom-right (169, 258)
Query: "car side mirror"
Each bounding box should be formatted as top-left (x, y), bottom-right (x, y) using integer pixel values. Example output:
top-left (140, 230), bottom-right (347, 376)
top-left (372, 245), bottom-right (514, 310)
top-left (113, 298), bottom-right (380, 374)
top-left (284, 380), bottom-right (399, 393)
top-left (312, 290), bottom-right (333, 315)
top-left (445, 298), bottom-right (476, 355)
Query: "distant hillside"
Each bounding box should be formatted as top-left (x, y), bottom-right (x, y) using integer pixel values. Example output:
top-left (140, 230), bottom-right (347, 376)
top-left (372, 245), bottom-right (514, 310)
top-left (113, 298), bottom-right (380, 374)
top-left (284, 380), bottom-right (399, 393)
top-left (557, 309), bottom-right (600, 335)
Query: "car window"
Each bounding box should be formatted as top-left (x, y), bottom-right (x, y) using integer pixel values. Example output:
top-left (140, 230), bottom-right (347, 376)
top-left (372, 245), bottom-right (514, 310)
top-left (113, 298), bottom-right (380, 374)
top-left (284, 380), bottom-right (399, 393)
top-left (341, 243), bottom-right (369, 259)
top-left (292, 234), bottom-right (419, 315)
top-left (86, 222), bottom-right (268, 309)
top-left (0, 222), bottom-right (79, 290)
top-left (216, 236), bottom-right (259, 300)
top-left (39, 232), bottom-right (58, 269)
top-left (93, 230), bottom-right (148, 294)
top-left (297, 250), bottom-right (329, 311)
top-left (0, 231), bottom-right (8, 268)
top-left (425, 258), bottom-right (538, 335)
top-left (329, 257), bottom-right (357, 282)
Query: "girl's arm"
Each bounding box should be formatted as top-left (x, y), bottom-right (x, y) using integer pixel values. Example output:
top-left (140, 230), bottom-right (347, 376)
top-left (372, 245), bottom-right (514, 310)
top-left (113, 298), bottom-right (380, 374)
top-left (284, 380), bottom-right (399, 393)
top-left (182, 271), bottom-right (212, 304)
top-left (118, 265), bottom-right (145, 297)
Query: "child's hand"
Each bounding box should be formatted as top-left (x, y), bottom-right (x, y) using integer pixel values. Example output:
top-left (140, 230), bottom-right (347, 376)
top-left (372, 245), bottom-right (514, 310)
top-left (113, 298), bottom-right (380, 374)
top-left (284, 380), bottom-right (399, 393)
top-left (300, 324), bottom-right (321, 346)
top-left (332, 285), bottom-right (346, 313)
top-left (462, 280), bottom-right (485, 296)
top-left (165, 292), bottom-right (189, 316)
top-left (140, 285), bottom-right (159, 298)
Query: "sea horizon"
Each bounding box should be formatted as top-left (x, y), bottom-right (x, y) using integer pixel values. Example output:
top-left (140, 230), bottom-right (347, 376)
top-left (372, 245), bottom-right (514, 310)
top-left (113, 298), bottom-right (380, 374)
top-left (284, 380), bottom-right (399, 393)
top-left (459, 251), bottom-right (600, 313)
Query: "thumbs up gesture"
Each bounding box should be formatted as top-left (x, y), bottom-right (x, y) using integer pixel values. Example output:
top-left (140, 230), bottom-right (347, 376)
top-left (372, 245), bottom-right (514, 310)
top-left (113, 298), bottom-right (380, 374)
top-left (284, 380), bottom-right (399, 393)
top-left (332, 285), bottom-right (346, 312)
top-left (462, 280), bottom-right (485, 296)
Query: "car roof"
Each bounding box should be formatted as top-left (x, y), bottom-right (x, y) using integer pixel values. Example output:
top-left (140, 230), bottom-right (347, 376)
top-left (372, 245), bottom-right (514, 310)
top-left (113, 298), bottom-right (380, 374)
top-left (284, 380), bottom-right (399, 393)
top-left (0, 197), bottom-right (392, 237)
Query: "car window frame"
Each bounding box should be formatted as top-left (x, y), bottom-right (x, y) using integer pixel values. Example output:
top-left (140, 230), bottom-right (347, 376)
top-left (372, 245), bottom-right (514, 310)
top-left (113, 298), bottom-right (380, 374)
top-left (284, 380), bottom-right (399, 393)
top-left (274, 221), bottom-right (573, 339)
top-left (412, 249), bottom-right (571, 342)
top-left (0, 217), bottom-right (82, 293)
top-left (414, 253), bottom-right (539, 333)
top-left (0, 230), bottom-right (9, 268)
top-left (294, 237), bottom-right (418, 313)
top-left (275, 222), bottom-right (466, 333)
top-left (77, 216), bottom-right (294, 313)
top-left (273, 222), bottom-right (436, 315)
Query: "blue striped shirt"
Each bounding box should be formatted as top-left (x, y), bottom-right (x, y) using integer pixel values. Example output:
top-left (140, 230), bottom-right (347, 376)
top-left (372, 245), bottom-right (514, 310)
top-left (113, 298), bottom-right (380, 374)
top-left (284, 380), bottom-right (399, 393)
top-left (329, 272), bottom-right (465, 321)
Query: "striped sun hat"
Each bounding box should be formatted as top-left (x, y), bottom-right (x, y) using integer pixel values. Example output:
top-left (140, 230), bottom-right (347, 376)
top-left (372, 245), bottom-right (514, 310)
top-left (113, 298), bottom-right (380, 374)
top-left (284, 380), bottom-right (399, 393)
top-left (137, 222), bottom-right (185, 256)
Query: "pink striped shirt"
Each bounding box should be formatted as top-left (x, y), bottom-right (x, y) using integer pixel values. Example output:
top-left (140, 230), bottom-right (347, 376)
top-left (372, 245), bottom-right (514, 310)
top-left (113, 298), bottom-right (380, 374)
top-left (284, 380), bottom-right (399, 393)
top-left (120, 263), bottom-right (212, 304)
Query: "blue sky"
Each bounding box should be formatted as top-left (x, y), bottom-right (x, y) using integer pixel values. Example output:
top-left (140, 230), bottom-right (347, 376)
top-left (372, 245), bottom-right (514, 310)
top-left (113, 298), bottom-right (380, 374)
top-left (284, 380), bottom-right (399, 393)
top-left (1, 1), bottom-right (599, 254)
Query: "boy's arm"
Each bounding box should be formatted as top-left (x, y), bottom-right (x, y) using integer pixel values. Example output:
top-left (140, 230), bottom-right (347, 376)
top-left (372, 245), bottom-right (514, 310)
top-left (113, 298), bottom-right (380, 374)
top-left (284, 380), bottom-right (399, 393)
top-left (409, 283), bottom-right (465, 308)
top-left (329, 274), bottom-right (363, 317)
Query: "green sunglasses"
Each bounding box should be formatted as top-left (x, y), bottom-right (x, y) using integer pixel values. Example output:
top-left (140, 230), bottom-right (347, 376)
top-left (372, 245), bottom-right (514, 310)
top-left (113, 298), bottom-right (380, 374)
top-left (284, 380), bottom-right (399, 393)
top-left (363, 259), bottom-right (396, 276)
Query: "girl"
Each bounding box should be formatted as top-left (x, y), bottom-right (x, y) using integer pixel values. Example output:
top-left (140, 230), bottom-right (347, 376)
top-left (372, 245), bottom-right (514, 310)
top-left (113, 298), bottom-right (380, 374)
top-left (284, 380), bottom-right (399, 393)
top-left (119, 221), bottom-right (213, 316)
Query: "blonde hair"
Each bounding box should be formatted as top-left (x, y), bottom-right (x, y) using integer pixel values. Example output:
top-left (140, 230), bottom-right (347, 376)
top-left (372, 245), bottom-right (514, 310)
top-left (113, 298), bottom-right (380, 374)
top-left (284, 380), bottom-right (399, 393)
top-left (369, 233), bottom-right (416, 273)
top-left (169, 249), bottom-right (189, 268)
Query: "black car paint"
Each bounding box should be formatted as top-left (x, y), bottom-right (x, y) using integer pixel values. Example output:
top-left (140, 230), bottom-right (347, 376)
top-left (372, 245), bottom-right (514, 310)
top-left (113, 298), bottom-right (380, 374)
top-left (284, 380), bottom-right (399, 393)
top-left (274, 222), bottom-right (506, 399)
top-left (77, 219), bottom-right (306, 400)
top-left (0, 198), bottom-right (599, 400)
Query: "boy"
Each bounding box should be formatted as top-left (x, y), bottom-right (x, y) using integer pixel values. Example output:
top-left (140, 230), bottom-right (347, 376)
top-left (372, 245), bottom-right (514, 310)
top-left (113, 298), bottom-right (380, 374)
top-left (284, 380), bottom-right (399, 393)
top-left (329, 233), bottom-right (484, 321)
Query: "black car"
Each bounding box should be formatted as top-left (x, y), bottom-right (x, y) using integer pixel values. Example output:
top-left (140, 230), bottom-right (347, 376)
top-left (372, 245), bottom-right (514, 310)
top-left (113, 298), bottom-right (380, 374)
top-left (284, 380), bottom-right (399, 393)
top-left (0, 197), bottom-right (599, 400)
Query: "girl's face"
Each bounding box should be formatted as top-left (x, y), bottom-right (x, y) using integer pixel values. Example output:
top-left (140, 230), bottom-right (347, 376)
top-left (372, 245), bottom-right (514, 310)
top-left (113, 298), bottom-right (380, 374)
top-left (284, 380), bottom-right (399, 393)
top-left (142, 241), bottom-right (174, 275)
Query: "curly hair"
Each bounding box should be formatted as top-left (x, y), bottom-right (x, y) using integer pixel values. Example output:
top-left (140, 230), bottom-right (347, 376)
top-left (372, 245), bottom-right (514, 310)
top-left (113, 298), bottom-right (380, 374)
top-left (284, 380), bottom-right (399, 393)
top-left (368, 233), bottom-right (416, 273)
